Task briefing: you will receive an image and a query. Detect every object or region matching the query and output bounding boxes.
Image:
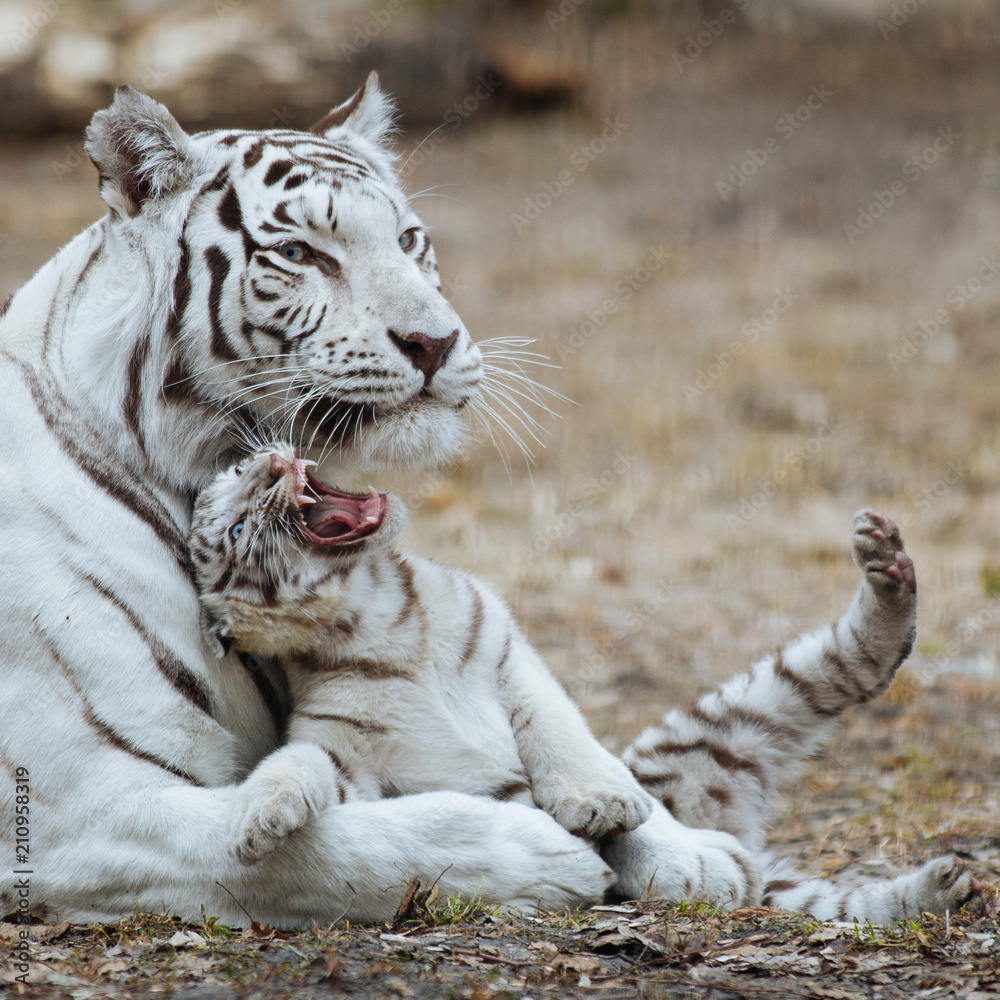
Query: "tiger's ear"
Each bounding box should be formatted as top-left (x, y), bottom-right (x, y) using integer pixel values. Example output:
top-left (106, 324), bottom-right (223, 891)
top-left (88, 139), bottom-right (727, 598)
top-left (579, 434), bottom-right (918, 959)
top-left (85, 86), bottom-right (193, 217)
top-left (310, 71), bottom-right (395, 148)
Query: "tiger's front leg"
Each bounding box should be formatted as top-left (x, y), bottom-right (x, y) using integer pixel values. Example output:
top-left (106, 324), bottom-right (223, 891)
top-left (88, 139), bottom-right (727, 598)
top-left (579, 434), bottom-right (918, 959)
top-left (497, 631), bottom-right (652, 839)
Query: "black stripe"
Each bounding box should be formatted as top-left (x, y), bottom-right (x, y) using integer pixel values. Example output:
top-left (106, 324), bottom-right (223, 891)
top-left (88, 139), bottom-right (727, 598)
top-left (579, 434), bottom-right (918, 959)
top-left (41, 630), bottom-right (199, 785)
top-left (492, 779), bottom-right (531, 802)
top-left (457, 582), bottom-right (485, 674)
top-left (165, 237), bottom-right (192, 342)
top-left (243, 139), bottom-right (265, 169)
top-left (82, 572), bottom-right (214, 718)
top-left (263, 160), bottom-right (295, 186)
top-left (123, 334), bottom-right (149, 456)
top-left (71, 239), bottom-right (105, 298)
top-left (298, 712), bottom-right (388, 735)
top-left (217, 184), bottom-right (257, 262)
top-left (0, 292), bottom-right (12, 317)
top-left (15, 360), bottom-right (192, 575)
top-left (238, 652), bottom-right (289, 738)
top-left (205, 245), bottom-right (237, 360)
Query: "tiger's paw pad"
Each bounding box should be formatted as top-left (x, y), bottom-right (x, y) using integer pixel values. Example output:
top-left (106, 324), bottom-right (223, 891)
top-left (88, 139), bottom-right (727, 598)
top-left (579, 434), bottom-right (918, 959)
top-left (230, 743), bottom-right (337, 866)
top-left (852, 509), bottom-right (916, 596)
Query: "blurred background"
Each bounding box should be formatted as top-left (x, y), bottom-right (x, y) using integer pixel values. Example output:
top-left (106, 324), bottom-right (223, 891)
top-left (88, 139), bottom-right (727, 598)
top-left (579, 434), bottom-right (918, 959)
top-left (2, 0), bottom-right (999, 875)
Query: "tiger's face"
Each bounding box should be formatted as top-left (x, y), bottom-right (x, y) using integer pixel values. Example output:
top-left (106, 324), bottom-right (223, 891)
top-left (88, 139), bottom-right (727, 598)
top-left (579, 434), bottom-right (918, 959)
top-left (86, 75), bottom-right (482, 477)
top-left (189, 443), bottom-right (405, 657)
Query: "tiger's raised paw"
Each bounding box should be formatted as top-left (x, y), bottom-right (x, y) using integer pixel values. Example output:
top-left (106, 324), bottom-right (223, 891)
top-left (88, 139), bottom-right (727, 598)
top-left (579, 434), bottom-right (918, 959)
top-left (852, 509), bottom-right (916, 597)
top-left (230, 742), bottom-right (341, 866)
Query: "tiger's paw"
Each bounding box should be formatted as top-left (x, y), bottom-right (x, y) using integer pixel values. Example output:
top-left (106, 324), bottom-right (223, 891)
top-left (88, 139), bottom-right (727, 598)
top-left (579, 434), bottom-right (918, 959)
top-left (534, 764), bottom-right (654, 840)
top-left (912, 856), bottom-right (993, 917)
top-left (230, 742), bottom-right (337, 866)
top-left (852, 509), bottom-right (916, 598)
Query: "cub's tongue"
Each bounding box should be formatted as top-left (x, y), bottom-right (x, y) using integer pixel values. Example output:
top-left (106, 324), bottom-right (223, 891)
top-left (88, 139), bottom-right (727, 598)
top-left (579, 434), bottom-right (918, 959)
top-left (300, 472), bottom-right (386, 546)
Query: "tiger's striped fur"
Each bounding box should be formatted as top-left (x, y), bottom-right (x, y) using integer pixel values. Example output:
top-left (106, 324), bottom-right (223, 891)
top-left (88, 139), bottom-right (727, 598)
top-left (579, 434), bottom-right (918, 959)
top-left (189, 445), bottom-right (653, 863)
top-left (0, 79), bottom-right (625, 926)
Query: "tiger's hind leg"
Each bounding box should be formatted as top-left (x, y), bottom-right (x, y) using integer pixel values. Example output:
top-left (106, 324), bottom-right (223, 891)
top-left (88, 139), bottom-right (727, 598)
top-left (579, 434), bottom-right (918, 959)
top-left (761, 854), bottom-right (989, 923)
top-left (622, 510), bottom-right (917, 852)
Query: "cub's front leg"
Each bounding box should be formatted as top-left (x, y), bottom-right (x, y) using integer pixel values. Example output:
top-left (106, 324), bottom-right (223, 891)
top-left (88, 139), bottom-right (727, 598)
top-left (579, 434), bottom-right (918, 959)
top-left (497, 628), bottom-right (652, 839)
top-left (229, 741), bottom-right (356, 865)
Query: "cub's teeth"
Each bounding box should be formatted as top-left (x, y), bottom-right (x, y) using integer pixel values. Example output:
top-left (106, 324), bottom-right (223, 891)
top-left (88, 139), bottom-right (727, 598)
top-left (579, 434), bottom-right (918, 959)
top-left (298, 495), bottom-right (317, 505)
top-left (365, 515), bottom-right (379, 525)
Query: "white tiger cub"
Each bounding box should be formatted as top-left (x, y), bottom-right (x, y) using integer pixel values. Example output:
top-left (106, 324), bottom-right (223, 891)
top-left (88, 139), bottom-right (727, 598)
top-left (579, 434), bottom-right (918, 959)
top-left (188, 444), bottom-right (653, 863)
top-left (190, 447), bottom-right (985, 922)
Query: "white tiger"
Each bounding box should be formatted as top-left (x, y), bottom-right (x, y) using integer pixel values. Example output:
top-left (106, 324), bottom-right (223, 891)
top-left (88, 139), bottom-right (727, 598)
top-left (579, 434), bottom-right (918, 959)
top-left (0, 76), bottom-right (980, 928)
top-left (190, 444), bottom-right (983, 923)
top-left (0, 77), bottom-right (756, 927)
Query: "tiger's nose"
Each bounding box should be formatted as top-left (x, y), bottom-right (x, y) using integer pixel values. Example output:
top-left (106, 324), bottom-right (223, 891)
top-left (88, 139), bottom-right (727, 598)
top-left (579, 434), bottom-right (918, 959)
top-left (269, 453), bottom-right (296, 480)
top-left (388, 328), bottom-right (459, 384)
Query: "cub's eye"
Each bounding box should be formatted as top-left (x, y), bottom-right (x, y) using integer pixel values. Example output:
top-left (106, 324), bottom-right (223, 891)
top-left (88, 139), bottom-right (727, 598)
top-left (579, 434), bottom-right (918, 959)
top-left (277, 242), bottom-right (309, 263)
top-left (398, 228), bottom-right (419, 253)
top-left (229, 520), bottom-right (244, 542)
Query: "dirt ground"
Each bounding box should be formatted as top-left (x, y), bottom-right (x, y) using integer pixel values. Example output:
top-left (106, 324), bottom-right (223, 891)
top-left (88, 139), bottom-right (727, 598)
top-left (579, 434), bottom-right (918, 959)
top-left (2, 6), bottom-right (1000, 997)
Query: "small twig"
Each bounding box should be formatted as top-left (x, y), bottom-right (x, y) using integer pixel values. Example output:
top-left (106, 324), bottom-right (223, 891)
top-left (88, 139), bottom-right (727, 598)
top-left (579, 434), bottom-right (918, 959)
top-left (214, 880), bottom-right (257, 927)
top-left (328, 881), bottom-right (358, 930)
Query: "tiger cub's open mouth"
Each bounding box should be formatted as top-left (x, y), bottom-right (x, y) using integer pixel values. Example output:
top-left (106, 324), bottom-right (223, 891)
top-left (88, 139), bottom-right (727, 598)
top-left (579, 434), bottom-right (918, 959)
top-left (270, 453), bottom-right (388, 549)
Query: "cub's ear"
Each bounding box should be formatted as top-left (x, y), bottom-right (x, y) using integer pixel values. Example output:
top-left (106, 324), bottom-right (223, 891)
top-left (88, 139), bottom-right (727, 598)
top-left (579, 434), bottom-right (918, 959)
top-left (310, 70), bottom-right (396, 147)
top-left (85, 86), bottom-right (193, 216)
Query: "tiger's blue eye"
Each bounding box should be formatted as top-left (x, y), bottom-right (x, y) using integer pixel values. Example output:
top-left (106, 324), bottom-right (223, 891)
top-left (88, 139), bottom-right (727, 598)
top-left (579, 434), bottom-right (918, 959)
top-left (278, 243), bottom-right (307, 262)
top-left (398, 228), bottom-right (418, 252)
top-left (229, 521), bottom-right (244, 542)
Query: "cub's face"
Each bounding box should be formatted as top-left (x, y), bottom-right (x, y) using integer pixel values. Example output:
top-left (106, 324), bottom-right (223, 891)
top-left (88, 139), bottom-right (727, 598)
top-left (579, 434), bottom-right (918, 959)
top-left (188, 443), bottom-right (405, 656)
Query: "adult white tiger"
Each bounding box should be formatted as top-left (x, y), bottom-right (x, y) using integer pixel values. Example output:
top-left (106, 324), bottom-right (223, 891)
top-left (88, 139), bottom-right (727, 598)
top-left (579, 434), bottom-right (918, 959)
top-left (0, 77), bottom-right (755, 925)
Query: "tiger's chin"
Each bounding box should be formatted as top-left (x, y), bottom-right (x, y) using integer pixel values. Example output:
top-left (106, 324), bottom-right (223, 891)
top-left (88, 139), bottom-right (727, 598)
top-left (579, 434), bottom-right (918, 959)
top-left (338, 403), bottom-right (470, 472)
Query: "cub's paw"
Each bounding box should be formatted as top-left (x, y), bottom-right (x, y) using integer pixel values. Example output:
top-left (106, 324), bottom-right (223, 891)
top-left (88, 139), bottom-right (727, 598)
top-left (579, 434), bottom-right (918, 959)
top-left (852, 509), bottom-right (916, 598)
top-left (230, 742), bottom-right (338, 866)
top-left (911, 856), bottom-right (993, 917)
top-left (533, 764), bottom-right (653, 839)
